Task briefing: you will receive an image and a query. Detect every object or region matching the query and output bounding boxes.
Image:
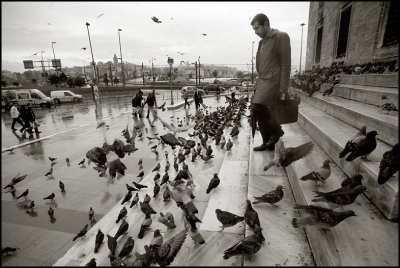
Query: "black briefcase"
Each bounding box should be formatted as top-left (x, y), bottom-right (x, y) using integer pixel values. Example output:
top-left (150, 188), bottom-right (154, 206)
top-left (273, 93), bottom-right (301, 124)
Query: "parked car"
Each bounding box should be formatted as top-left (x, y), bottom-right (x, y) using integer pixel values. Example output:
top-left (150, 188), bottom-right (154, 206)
top-left (203, 84), bottom-right (226, 93)
top-left (50, 90), bottom-right (83, 104)
top-left (180, 86), bottom-right (205, 97)
top-left (1, 88), bottom-right (53, 109)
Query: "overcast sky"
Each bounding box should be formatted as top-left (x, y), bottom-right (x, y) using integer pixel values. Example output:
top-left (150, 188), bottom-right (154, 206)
top-left (2, 1), bottom-right (309, 73)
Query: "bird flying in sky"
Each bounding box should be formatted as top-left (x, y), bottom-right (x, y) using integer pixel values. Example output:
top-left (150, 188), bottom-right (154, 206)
top-left (177, 52), bottom-right (186, 55)
top-left (151, 16), bottom-right (162, 23)
top-left (81, 47), bottom-right (87, 50)
top-left (97, 13), bottom-right (104, 18)
top-left (202, 33), bottom-right (207, 36)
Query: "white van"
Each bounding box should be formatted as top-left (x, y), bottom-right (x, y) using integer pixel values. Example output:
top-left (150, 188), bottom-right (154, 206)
top-left (2, 88), bottom-right (53, 109)
top-left (50, 90), bottom-right (83, 104)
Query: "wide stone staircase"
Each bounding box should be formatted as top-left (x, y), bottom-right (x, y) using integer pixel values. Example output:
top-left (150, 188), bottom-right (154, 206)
top-left (54, 83), bottom-right (398, 266)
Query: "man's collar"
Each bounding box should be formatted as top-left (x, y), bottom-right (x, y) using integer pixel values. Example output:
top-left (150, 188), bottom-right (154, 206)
top-left (261, 28), bottom-right (278, 41)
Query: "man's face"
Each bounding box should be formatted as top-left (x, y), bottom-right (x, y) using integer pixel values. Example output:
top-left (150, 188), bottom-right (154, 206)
top-left (252, 21), bottom-right (268, 38)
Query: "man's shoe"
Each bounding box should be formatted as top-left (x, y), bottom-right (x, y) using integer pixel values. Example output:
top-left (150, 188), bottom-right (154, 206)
top-left (253, 143), bottom-right (267, 151)
top-left (264, 135), bottom-right (280, 149)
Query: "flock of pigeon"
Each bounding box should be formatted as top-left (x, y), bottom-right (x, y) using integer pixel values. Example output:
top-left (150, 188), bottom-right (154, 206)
top-left (2, 93), bottom-right (398, 264)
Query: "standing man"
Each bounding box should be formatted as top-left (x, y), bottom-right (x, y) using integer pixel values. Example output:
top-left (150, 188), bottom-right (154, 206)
top-left (194, 88), bottom-right (201, 110)
top-left (145, 89), bottom-right (157, 120)
top-left (183, 89), bottom-right (190, 109)
top-left (10, 103), bottom-right (24, 131)
top-left (250, 13), bottom-right (291, 151)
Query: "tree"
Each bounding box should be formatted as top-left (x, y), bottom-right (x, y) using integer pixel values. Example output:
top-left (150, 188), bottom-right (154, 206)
top-left (66, 76), bottom-right (74, 88)
top-left (1, 80), bottom-right (7, 87)
top-left (12, 81), bottom-right (20, 87)
top-left (59, 72), bottom-right (68, 87)
top-left (212, 70), bottom-right (218, 78)
top-left (47, 74), bottom-right (60, 86)
top-left (103, 73), bottom-right (109, 87)
top-left (31, 78), bottom-right (37, 86)
top-left (236, 71), bottom-right (244, 79)
top-left (188, 73), bottom-right (193, 79)
top-left (113, 76), bottom-right (120, 85)
top-left (74, 76), bottom-right (86, 88)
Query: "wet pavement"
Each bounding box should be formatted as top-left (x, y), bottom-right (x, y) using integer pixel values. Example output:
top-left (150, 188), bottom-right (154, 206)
top-left (1, 94), bottom-right (229, 266)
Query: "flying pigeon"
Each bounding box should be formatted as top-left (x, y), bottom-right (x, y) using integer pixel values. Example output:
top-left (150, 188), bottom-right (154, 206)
top-left (109, 158), bottom-right (127, 178)
top-left (292, 205), bottom-right (356, 231)
top-left (378, 143), bottom-right (399, 185)
top-left (253, 185), bottom-right (284, 205)
top-left (72, 224), bottom-right (88, 241)
top-left (81, 47), bottom-right (87, 50)
top-left (264, 139), bottom-right (314, 171)
top-left (299, 159), bottom-right (331, 184)
top-left (151, 16), bottom-right (162, 23)
top-left (206, 173), bottom-right (220, 194)
top-left (223, 224), bottom-right (263, 259)
top-left (345, 131), bottom-right (378, 161)
top-left (97, 13), bottom-right (104, 18)
top-left (94, 229), bottom-right (104, 253)
top-left (202, 33), bottom-right (207, 36)
top-left (215, 209), bottom-right (244, 231)
top-left (152, 227), bottom-right (189, 266)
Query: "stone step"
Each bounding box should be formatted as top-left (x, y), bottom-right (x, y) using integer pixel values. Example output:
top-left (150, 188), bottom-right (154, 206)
top-left (297, 101), bottom-right (398, 220)
top-left (340, 73), bottom-right (398, 88)
top-left (293, 88), bottom-right (398, 146)
top-left (281, 122), bottom-right (398, 266)
top-left (333, 84), bottom-right (398, 108)
top-left (244, 133), bottom-right (315, 266)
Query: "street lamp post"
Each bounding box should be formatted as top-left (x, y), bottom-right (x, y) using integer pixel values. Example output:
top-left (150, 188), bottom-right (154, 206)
top-left (51, 41), bottom-right (58, 75)
top-left (299, 23), bottom-right (306, 75)
top-left (149, 58), bottom-right (156, 85)
top-left (86, 22), bottom-right (99, 85)
top-left (168, 57), bottom-right (174, 105)
top-left (251, 41), bottom-right (255, 84)
top-left (118, 29), bottom-right (125, 87)
top-left (198, 57), bottom-right (201, 86)
top-left (40, 51), bottom-right (47, 86)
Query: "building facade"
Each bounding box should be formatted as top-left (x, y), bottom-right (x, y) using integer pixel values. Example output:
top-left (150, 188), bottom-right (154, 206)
top-left (305, 2), bottom-right (398, 70)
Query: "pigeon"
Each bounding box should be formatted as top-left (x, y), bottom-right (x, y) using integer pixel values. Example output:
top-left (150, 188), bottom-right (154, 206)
top-left (163, 186), bottom-right (171, 202)
top-left (133, 245), bottom-right (154, 266)
top-left (129, 193), bottom-right (140, 208)
top-left (202, 33), bottom-right (207, 36)
top-left (85, 258), bottom-right (97, 267)
top-left (253, 185), bottom-right (284, 205)
top-left (206, 173), bottom-right (220, 194)
top-left (226, 139), bottom-right (233, 151)
top-left (299, 159), bottom-right (331, 184)
top-left (180, 204), bottom-right (202, 229)
top-left (345, 131), bottom-right (378, 161)
top-left (66, 158), bottom-right (70, 165)
top-left (311, 185), bottom-right (367, 208)
top-left (151, 144), bottom-right (158, 150)
top-left (121, 190), bottom-right (133, 205)
top-left (45, 167), bottom-right (53, 177)
top-left (339, 126), bottom-right (367, 158)
top-left (94, 229), bottom-right (104, 253)
top-left (206, 145), bottom-right (213, 156)
top-left (160, 173), bottom-right (170, 186)
top-left (25, 200), bottom-right (35, 212)
top-left (138, 214), bottom-right (152, 239)
top-left (89, 207), bottom-right (95, 221)
top-left (150, 229), bottom-right (163, 250)
top-left (107, 234), bottom-right (117, 256)
top-left (223, 224), bottom-right (263, 259)
top-left (144, 193), bottom-right (151, 204)
top-left (72, 224), bottom-right (88, 241)
top-left (118, 236), bottom-right (135, 258)
top-left (264, 139), bottom-right (314, 171)
top-left (173, 161), bottom-right (179, 172)
top-left (137, 171), bottom-right (145, 178)
top-left (165, 161), bottom-right (170, 172)
top-left (341, 174), bottom-right (364, 189)
top-left (220, 137), bottom-right (226, 149)
top-left (138, 158), bottom-right (143, 165)
top-left (200, 154), bottom-right (214, 162)
top-left (152, 227), bottom-right (189, 266)
top-left (380, 102), bottom-right (398, 114)
top-left (158, 212), bottom-right (176, 229)
top-left (115, 218), bottom-right (129, 240)
top-left (215, 209), bottom-right (244, 231)
top-left (378, 143), bottom-right (399, 185)
top-left (43, 192), bottom-right (55, 202)
top-left (112, 139), bottom-right (126, 158)
top-left (154, 181), bottom-right (160, 197)
top-left (126, 183), bottom-right (138, 192)
top-left (49, 156), bottom-right (57, 162)
top-left (132, 181), bottom-right (147, 190)
top-left (292, 205), bottom-right (357, 231)
top-left (16, 189), bottom-right (29, 200)
top-left (153, 173), bottom-right (161, 181)
top-left (109, 158), bottom-right (127, 178)
top-left (78, 158), bottom-right (85, 165)
top-left (140, 201), bottom-right (157, 216)
top-left (116, 206), bottom-right (128, 223)
top-left (151, 16), bottom-right (162, 23)
top-left (244, 200), bottom-right (261, 232)
top-left (2, 246), bottom-right (21, 256)
top-left (48, 206), bottom-right (54, 219)
top-left (86, 147), bottom-right (107, 166)
top-left (97, 13), bottom-right (104, 18)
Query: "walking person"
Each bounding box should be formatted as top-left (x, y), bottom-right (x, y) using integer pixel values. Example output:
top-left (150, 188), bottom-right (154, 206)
top-left (250, 13), bottom-right (291, 151)
top-left (26, 103), bottom-right (41, 134)
top-left (10, 103), bottom-right (24, 131)
top-left (198, 90), bottom-right (207, 109)
top-left (145, 89), bottom-right (157, 120)
top-left (183, 89), bottom-right (190, 109)
top-left (19, 105), bottom-right (33, 136)
top-left (132, 91), bottom-right (143, 117)
top-left (194, 88), bottom-right (201, 110)
top-left (216, 85), bottom-right (221, 99)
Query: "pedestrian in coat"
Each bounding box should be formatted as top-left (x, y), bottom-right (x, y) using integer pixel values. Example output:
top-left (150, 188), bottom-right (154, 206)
top-left (19, 105), bottom-right (33, 135)
top-left (250, 13), bottom-right (291, 151)
top-left (10, 103), bottom-right (24, 131)
top-left (26, 103), bottom-right (41, 134)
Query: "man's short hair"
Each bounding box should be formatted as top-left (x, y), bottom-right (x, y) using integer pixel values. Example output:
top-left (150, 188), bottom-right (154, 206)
top-left (251, 13), bottom-right (270, 27)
